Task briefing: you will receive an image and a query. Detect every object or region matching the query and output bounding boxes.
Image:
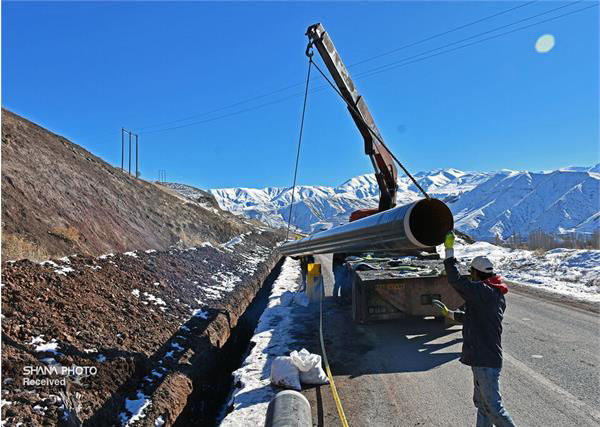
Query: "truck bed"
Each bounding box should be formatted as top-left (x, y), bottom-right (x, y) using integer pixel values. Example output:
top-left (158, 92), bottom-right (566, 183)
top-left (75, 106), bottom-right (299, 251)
top-left (346, 257), bottom-right (465, 323)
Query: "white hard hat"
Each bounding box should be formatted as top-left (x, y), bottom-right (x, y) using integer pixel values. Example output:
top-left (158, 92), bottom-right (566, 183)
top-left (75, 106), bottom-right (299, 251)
top-left (471, 256), bottom-right (494, 273)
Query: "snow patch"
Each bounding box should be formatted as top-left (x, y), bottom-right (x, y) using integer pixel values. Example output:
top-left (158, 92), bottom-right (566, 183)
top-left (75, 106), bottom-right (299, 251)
top-left (119, 392), bottom-right (151, 426)
top-left (192, 309), bottom-right (208, 319)
top-left (440, 240), bottom-right (600, 302)
top-left (220, 258), bottom-right (302, 426)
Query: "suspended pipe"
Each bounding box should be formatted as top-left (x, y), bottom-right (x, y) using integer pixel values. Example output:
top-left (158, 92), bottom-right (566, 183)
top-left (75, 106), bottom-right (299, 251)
top-left (277, 198), bottom-right (453, 256)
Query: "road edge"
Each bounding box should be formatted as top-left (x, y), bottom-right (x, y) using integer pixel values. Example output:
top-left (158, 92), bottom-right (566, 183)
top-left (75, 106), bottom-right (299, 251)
top-left (506, 280), bottom-right (600, 315)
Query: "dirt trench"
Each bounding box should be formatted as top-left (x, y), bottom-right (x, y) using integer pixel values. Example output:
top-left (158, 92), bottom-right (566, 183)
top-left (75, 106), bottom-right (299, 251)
top-left (1, 230), bottom-right (285, 427)
top-left (173, 259), bottom-right (283, 426)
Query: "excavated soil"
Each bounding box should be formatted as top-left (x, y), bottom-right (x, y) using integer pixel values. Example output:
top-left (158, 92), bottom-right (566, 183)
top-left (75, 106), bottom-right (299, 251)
top-left (1, 229), bottom-right (284, 426)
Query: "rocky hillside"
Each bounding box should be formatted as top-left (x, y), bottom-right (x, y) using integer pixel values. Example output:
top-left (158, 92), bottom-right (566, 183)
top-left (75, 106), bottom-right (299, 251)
top-left (1, 109), bottom-right (286, 426)
top-left (1, 109), bottom-right (254, 261)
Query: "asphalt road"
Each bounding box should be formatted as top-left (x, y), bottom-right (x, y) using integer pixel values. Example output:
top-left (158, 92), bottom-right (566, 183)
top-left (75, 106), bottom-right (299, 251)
top-left (299, 254), bottom-right (600, 427)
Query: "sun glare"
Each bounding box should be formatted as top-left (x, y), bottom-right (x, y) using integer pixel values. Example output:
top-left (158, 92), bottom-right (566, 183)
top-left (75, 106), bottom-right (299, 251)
top-left (535, 34), bottom-right (555, 53)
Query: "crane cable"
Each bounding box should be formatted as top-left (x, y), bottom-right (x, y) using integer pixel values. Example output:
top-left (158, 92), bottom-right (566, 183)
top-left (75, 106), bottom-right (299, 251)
top-left (307, 54), bottom-right (430, 200)
top-left (285, 56), bottom-right (313, 241)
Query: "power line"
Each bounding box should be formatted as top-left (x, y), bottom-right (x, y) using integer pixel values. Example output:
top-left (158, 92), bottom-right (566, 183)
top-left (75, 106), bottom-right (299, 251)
top-left (139, 91), bottom-right (309, 134)
top-left (354, 2), bottom-right (597, 82)
top-left (348, 0), bottom-right (540, 68)
top-left (352, 0), bottom-right (585, 80)
top-left (138, 2), bottom-right (596, 135)
top-left (133, 1), bottom-right (540, 132)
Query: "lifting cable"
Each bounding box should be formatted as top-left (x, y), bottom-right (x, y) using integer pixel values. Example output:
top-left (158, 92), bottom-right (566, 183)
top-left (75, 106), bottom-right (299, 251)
top-left (308, 55), bottom-right (431, 200)
top-left (286, 56), bottom-right (313, 241)
top-left (287, 53), bottom-right (350, 426)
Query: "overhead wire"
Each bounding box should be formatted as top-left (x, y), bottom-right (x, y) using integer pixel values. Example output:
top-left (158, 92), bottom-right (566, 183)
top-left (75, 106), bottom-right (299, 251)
top-left (352, 0), bottom-right (587, 80)
top-left (133, 0), bottom-right (541, 133)
top-left (348, 0), bottom-right (540, 67)
top-left (136, 1), bottom-right (596, 136)
top-left (353, 2), bottom-right (597, 81)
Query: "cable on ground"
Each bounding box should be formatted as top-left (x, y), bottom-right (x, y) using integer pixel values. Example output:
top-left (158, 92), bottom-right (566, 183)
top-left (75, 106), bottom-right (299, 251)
top-left (319, 275), bottom-right (349, 427)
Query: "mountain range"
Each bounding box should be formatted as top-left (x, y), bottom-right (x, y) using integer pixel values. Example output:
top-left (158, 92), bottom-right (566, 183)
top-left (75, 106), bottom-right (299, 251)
top-left (170, 165), bottom-right (600, 241)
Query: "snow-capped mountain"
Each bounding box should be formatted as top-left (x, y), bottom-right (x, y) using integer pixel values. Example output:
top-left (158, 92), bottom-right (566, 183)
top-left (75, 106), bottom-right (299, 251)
top-left (176, 165), bottom-right (599, 241)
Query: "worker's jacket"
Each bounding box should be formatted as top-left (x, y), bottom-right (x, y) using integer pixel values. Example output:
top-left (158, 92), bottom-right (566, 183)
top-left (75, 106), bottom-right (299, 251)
top-left (444, 257), bottom-right (508, 369)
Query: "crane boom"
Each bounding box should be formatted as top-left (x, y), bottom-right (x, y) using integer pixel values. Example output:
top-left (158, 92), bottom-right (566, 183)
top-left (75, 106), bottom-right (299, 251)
top-left (306, 23), bottom-right (398, 216)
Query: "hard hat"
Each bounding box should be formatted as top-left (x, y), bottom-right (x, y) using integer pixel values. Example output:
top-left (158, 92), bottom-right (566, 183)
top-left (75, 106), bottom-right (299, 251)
top-left (471, 256), bottom-right (494, 273)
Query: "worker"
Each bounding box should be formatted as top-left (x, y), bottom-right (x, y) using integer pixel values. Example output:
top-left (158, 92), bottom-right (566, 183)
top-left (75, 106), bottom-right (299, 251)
top-left (299, 254), bottom-right (315, 290)
top-left (433, 231), bottom-right (516, 427)
top-left (332, 253), bottom-right (347, 301)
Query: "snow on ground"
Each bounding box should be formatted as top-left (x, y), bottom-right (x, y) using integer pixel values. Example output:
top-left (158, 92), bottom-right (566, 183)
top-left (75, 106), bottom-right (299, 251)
top-left (220, 258), bottom-right (302, 426)
top-left (221, 232), bottom-right (252, 251)
top-left (442, 239), bottom-right (600, 302)
top-left (119, 391), bottom-right (152, 426)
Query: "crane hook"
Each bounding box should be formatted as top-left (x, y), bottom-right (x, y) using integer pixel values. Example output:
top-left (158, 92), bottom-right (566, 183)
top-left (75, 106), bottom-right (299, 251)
top-left (305, 41), bottom-right (314, 59)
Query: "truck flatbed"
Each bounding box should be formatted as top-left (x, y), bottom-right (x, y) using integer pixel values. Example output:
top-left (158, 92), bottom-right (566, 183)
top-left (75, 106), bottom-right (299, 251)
top-left (346, 257), bottom-right (465, 323)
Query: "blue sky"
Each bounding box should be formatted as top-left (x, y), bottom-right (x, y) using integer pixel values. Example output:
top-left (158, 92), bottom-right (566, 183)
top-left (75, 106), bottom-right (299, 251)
top-left (2, 1), bottom-right (598, 189)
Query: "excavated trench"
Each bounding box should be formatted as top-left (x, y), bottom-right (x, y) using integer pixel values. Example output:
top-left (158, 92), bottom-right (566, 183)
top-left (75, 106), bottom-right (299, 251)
top-left (173, 258), bottom-right (284, 426)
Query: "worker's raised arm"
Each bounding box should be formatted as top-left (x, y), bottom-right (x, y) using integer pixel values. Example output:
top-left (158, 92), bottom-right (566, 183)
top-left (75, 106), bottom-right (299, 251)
top-left (443, 232), bottom-right (484, 303)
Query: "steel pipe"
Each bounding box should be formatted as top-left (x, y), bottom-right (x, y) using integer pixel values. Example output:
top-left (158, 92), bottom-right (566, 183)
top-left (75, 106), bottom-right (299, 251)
top-left (277, 198), bottom-right (453, 256)
top-left (264, 390), bottom-right (312, 427)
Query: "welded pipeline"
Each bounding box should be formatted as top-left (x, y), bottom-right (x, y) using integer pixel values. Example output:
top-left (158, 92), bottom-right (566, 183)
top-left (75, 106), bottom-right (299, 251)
top-left (277, 198), bottom-right (453, 256)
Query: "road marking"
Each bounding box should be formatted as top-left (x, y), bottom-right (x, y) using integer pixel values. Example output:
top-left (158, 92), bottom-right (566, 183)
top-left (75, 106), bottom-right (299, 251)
top-left (504, 352), bottom-right (600, 423)
top-left (531, 354), bottom-right (543, 358)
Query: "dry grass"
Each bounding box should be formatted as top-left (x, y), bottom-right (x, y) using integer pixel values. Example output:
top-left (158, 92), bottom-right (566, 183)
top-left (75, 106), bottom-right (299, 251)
top-left (49, 225), bottom-right (81, 243)
top-left (2, 233), bottom-right (49, 262)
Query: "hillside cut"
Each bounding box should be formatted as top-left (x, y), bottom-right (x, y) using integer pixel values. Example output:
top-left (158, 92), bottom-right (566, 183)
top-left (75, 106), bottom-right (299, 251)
top-left (1, 109), bottom-right (259, 260)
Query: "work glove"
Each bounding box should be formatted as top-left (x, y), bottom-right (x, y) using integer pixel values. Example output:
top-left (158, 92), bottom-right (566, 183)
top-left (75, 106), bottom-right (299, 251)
top-left (444, 231), bottom-right (455, 259)
top-left (432, 299), bottom-right (449, 317)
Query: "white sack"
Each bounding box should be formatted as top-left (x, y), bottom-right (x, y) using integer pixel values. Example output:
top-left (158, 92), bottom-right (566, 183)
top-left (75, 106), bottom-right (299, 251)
top-left (270, 356), bottom-right (301, 390)
top-left (290, 349), bottom-right (329, 385)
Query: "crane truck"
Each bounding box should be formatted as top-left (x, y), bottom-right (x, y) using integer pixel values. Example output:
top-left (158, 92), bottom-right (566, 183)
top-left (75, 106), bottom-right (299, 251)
top-left (305, 23), bottom-right (463, 322)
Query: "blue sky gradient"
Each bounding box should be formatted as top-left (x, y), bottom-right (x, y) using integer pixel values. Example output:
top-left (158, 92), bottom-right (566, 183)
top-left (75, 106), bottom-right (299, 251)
top-left (2, 1), bottom-right (598, 188)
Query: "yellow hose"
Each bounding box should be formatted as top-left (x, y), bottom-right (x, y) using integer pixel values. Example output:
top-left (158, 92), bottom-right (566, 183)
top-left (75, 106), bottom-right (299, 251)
top-left (319, 277), bottom-right (349, 427)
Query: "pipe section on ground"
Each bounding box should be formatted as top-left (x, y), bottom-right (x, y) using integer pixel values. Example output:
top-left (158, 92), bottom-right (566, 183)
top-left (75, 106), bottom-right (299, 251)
top-left (264, 390), bottom-right (312, 427)
top-left (277, 198), bottom-right (453, 256)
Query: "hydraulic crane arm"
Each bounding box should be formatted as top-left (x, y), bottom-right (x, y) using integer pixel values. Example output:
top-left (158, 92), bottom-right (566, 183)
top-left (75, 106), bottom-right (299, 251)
top-left (306, 23), bottom-right (398, 215)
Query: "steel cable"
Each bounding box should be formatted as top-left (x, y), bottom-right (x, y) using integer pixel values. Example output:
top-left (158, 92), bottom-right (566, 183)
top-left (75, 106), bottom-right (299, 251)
top-left (286, 59), bottom-right (312, 241)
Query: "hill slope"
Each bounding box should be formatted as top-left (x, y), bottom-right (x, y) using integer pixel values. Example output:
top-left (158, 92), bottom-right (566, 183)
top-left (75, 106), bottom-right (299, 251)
top-left (1, 109), bottom-right (253, 260)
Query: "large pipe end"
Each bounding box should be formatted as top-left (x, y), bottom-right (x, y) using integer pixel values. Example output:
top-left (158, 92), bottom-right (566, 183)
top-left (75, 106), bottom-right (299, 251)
top-left (405, 198), bottom-right (454, 247)
top-left (265, 390), bottom-right (312, 427)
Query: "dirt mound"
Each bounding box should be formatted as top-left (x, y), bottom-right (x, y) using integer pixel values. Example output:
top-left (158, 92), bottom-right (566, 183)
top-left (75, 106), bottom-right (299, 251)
top-left (1, 230), bottom-right (282, 426)
top-left (1, 109), bottom-right (254, 261)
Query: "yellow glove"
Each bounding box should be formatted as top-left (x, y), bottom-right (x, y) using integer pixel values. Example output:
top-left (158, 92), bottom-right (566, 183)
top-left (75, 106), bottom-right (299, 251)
top-left (444, 231), bottom-right (455, 259)
top-left (432, 299), bottom-right (449, 317)
top-left (444, 232), bottom-right (455, 249)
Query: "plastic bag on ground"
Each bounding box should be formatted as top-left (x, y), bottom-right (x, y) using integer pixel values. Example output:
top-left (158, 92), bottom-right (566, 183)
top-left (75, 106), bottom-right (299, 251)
top-left (290, 349), bottom-right (329, 385)
top-left (270, 356), bottom-right (301, 390)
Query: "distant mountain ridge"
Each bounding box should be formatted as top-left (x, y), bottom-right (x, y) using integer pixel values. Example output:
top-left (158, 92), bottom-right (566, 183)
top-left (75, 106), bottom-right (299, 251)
top-left (198, 165), bottom-right (599, 241)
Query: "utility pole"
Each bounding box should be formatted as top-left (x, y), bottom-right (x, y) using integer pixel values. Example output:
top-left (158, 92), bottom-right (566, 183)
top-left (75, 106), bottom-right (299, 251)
top-left (135, 134), bottom-right (139, 178)
top-left (121, 128), bottom-right (124, 171)
top-left (158, 169), bottom-right (167, 183)
top-left (128, 132), bottom-right (132, 175)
